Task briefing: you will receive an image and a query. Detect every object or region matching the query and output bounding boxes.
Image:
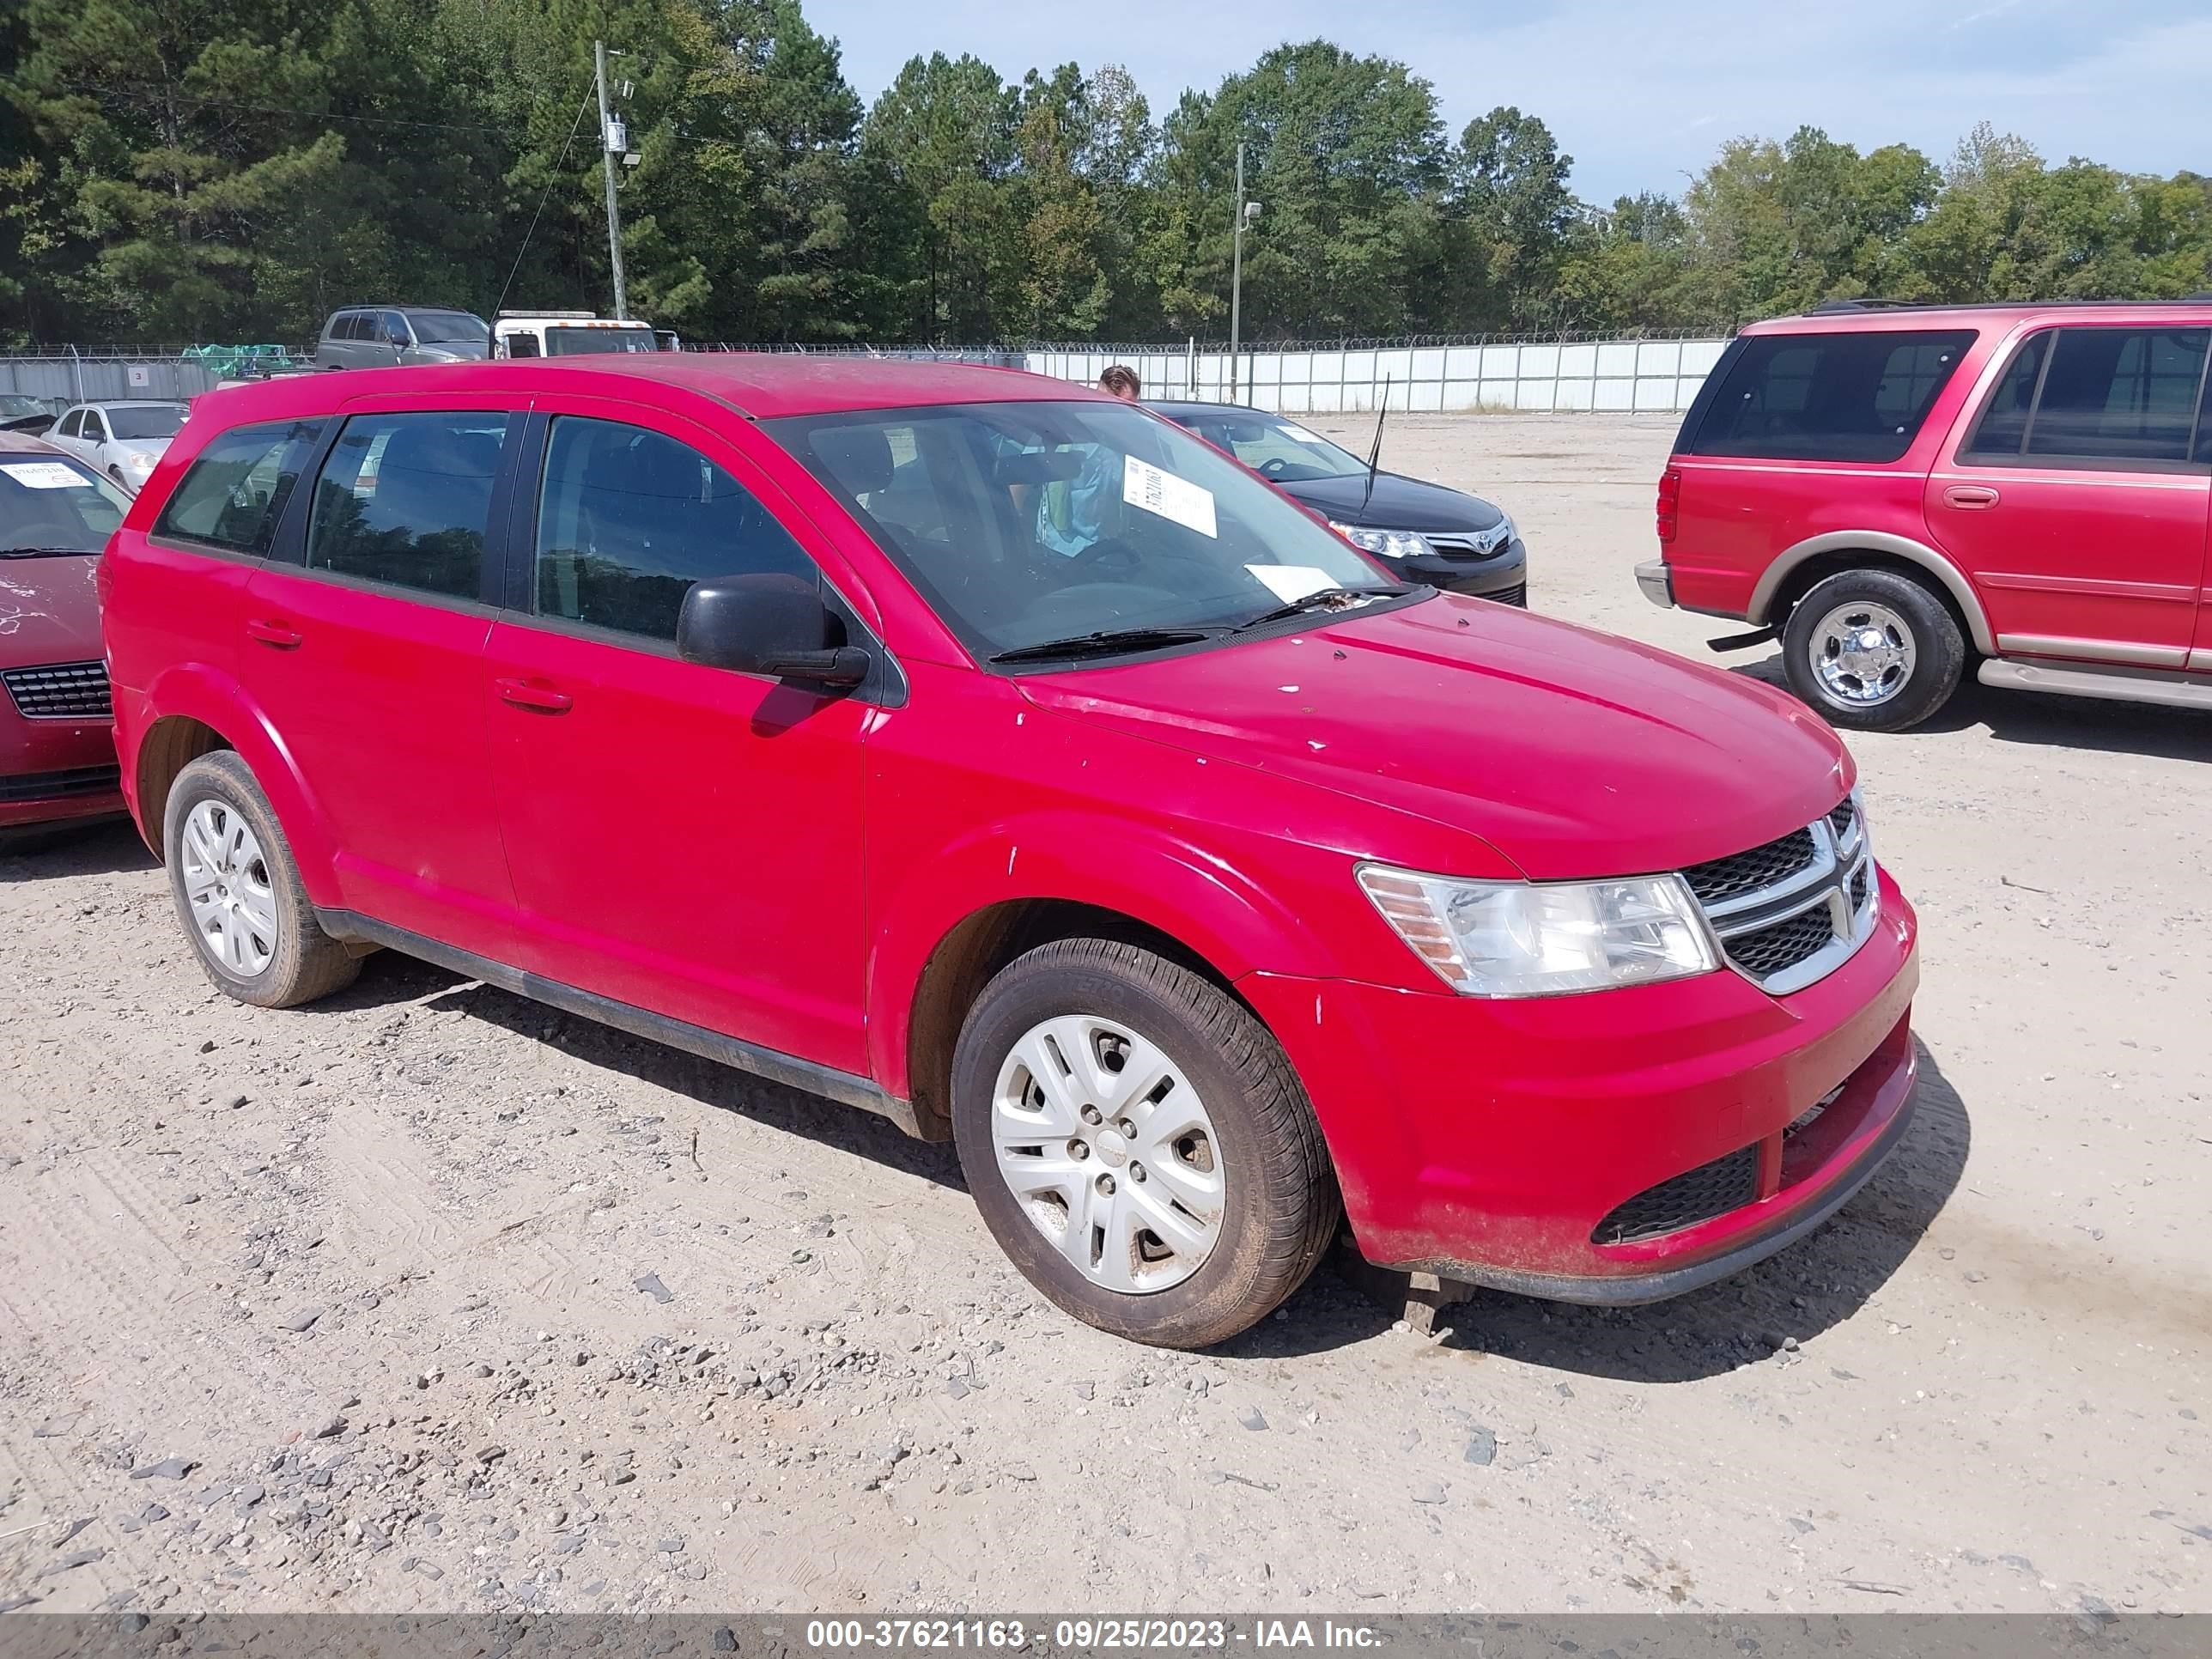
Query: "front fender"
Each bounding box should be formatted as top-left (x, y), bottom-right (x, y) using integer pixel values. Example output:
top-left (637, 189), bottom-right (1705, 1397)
top-left (865, 811), bottom-right (1338, 1100)
top-left (131, 662), bottom-right (344, 907)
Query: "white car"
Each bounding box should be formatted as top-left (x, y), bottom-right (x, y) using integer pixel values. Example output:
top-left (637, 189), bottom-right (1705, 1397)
top-left (48, 401), bottom-right (189, 493)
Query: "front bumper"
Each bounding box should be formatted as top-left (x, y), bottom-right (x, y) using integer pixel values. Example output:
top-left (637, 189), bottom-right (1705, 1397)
top-left (2, 690), bottom-right (123, 830)
top-left (1240, 866), bottom-right (1920, 1301)
top-left (1398, 538), bottom-right (1528, 604)
top-left (1635, 557), bottom-right (1674, 609)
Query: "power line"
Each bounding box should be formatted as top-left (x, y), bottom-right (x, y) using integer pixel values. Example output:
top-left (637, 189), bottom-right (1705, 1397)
top-left (492, 83), bottom-right (599, 319)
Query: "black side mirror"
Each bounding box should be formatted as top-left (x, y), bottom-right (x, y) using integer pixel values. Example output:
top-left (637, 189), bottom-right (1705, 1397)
top-left (677, 574), bottom-right (870, 688)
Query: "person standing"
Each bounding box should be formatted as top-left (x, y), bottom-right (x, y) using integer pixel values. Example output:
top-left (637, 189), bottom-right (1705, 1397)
top-left (1038, 366), bottom-right (1142, 556)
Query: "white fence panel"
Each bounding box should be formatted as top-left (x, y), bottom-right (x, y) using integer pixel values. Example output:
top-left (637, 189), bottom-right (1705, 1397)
top-left (993, 333), bottom-right (1733, 415)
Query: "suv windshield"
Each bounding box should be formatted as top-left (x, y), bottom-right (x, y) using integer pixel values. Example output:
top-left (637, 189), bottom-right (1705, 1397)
top-left (0, 395), bottom-right (46, 419)
top-left (0, 453), bottom-right (128, 552)
top-left (545, 327), bottom-right (658, 356)
top-left (1170, 410), bottom-right (1370, 483)
top-left (410, 311), bottom-right (489, 345)
top-left (106, 405), bottom-right (187, 441)
top-left (770, 401), bottom-right (1401, 661)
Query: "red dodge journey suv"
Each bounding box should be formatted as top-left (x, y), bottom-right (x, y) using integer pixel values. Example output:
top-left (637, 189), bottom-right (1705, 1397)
top-left (103, 357), bottom-right (1922, 1347)
top-left (1639, 298), bottom-right (2212, 730)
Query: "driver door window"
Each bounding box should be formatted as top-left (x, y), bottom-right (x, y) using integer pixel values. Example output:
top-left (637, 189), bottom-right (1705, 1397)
top-left (533, 417), bottom-right (819, 644)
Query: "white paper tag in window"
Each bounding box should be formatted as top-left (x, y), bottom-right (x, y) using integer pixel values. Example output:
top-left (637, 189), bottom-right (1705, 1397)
top-left (0, 462), bottom-right (91, 490)
top-left (1277, 422), bottom-right (1323, 445)
top-left (1245, 564), bottom-right (1342, 604)
top-left (1122, 455), bottom-right (1217, 538)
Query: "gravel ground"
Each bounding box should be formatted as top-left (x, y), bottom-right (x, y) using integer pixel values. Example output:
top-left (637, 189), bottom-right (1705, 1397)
top-left (1, 413), bottom-right (2207, 1620)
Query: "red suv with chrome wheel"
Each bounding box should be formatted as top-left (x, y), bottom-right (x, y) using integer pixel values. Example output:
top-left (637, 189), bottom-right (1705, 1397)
top-left (104, 357), bottom-right (1921, 1348)
top-left (1638, 298), bottom-right (2212, 730)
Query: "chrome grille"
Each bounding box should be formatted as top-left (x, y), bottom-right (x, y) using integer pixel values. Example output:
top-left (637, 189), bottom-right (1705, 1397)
top-left (3, 659), bottom-right (111, 720)
top-left (1685, 794), bottom-right (1877, 996)
top-left (1426, 525), bottom-right (1513, 559)
top-left (1682, 829), bottom-right (1817, 905)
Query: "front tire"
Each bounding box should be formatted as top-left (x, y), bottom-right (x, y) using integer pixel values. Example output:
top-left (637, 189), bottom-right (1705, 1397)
top-left (951, 939), bottom-right (1339, 1349)
top-left (1781, 568), bottom-right (1965, 732)
top-left (163, 751), bottom-right (360, 1008)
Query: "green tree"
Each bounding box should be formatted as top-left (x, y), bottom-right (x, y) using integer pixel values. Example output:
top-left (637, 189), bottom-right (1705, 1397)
top-left (1153, 40), bottom-right (1451, 339)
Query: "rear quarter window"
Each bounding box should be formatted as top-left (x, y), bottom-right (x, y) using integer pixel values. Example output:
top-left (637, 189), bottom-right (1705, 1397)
top-left (1683, 329), bottom-right (1978, 464)
top-left (153, 420), bottom-right (325, 556)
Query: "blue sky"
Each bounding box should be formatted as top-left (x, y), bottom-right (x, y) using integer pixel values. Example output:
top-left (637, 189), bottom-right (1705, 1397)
top-left (805, 0), bottom-right (2207, 201)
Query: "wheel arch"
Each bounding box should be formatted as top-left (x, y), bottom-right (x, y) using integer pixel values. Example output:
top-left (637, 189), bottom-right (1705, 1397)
top-left (870, 823), bottom-right (1334, 1142)
top-left (128, 666), bottom-right (343, 902)
top-left (1750, 532), bottom-right (1994, 655)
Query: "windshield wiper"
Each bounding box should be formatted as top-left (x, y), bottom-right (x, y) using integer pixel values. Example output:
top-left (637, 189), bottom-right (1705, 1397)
top-left (989, 626), bottom-right (1220, 665)
top-left (1231, 586), bottom-right (1401, 634)
top-left (0, 546), bottom-right (95, 558)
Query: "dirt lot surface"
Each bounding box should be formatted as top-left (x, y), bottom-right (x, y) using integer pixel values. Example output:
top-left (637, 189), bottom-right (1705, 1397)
top-left (3, 414), bottom-right (2208, 1620)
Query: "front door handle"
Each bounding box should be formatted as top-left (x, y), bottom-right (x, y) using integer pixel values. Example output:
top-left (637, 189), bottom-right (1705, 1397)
top-left (495, 677), bottom-right (574, 714)
top-left (1943, 484), bottom-right (2001, 509)
top-left (246, 618), bottom-right (302, 648)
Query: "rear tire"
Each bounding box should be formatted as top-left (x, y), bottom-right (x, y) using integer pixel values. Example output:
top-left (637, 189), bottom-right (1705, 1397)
top-left (162, 751), bottom-right (360, 1008)
top-left (1781, 568), bottom-right (1965, 732)
top-left (951, 939), bottom-right (1339, 1349)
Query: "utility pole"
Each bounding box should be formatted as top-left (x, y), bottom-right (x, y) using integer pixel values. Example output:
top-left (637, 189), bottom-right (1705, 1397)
top-left (594, 40), bottom-right (629, 320)
top-left (1229, 142), bottom-right (1244, 403)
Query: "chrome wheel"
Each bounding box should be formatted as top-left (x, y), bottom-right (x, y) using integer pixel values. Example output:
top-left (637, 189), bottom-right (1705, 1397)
top-left (989, 1015), bottom-right (1225, 1294)
top-left (180, 799), bottom-right (278, 978)
top-left (1809, 600), bottom-right (1917, 707)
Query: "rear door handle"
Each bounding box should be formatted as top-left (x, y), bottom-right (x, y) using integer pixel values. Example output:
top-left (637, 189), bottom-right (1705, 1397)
top-left (246, 619), bottom-right (302, 648)
top-left (1943, 484), bottom-right (2001, 509)
top-left (495, 677), bottom-right (574, 714)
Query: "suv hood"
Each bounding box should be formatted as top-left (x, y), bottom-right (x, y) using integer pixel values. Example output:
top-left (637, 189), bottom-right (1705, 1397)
top-left (0, 553), bottom-right (103, 667)
top-left (1017, 592), bottom-right (1850, 880)
top-left (1279, 469), bottom-right (1504, 533)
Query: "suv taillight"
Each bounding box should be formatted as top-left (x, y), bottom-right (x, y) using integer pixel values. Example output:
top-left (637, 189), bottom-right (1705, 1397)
top-left (1656, 466), bottom-right (1681, 544)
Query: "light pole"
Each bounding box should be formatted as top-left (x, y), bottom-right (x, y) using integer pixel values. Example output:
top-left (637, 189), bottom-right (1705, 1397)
top-left (1228, 143), bottom-right (1260, 402)
top-left (595, 40), bottom-right (629, 320)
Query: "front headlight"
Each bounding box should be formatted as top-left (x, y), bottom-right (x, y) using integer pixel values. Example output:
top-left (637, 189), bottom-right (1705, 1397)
top-left (1357, 863), bottom-right (1719, 997)
top-left (1329, 522), bottom-right (1433, 560)
top-left (124, 451), bottom-right (157, 474)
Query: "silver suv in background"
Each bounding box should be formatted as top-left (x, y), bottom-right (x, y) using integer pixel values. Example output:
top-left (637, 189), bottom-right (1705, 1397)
top-left (314, 306), bottom-right (490, 370)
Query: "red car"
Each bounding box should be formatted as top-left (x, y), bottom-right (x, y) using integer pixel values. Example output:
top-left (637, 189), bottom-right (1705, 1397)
top-left (1638, 298), bottom-right (2212, 730)
top-left (102, 359), bottom-right (1920, 1347)
top-left (0, 430), bottom-right (129, 842)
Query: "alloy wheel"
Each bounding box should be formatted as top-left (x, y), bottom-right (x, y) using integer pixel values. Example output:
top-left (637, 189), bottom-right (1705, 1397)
top-left (1809, 599), bottom-right (1917, 707)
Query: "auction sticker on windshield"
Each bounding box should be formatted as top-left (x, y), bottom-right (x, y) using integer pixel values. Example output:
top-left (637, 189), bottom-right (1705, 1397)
top-left (1123, 455), bottom-right (1217, 538)
top-left (0, 462), bottom-right (93, 490)
top-left (1246, 564), bottom-right (1343, 604)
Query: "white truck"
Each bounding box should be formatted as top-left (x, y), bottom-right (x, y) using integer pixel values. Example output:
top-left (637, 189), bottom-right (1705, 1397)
top-left (491, 312), bottom-right (678, 358)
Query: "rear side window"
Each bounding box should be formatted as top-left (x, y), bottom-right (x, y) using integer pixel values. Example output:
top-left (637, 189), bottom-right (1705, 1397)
top-left (533, 416), bottom-right (817, 643)
top-left (1684, 330), bottom-right (1977, 463)
top-left (304, 411), bottom-right (508, 601)
top-left (153, 420), bottom-right (325, 556)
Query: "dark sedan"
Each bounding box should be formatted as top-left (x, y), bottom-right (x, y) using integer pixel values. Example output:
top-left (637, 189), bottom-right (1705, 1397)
top-left (1152, 401), bottom-right (1526, 605)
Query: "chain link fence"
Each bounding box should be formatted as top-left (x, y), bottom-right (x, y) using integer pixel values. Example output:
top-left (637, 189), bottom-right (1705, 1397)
top-left (0, 328), bottom-right (1733, 414)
